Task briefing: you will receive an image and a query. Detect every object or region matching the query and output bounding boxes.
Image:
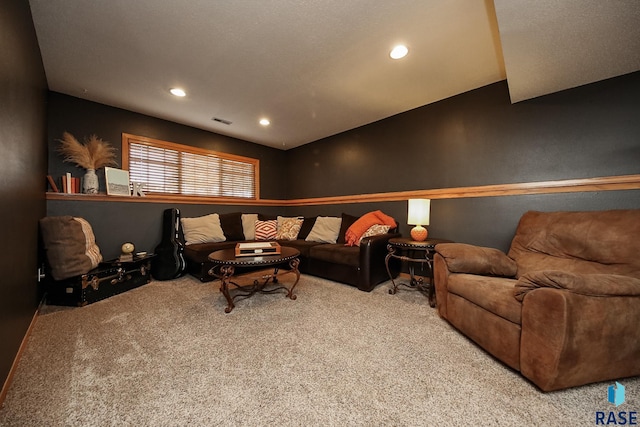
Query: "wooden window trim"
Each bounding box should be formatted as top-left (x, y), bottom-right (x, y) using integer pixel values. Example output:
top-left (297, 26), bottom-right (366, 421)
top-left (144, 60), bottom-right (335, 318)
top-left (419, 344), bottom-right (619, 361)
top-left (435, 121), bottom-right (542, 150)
top-left (121, 133), bottom-right (260, 200)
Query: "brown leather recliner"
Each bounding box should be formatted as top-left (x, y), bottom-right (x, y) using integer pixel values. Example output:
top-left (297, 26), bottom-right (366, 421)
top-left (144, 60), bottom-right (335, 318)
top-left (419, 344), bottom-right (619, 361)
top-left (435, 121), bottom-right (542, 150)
top-left (433, 209), bottom-right (640, 391)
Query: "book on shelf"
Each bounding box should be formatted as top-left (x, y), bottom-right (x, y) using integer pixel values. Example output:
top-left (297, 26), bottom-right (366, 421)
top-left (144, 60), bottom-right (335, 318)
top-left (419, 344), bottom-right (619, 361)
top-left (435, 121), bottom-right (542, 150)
top-left (60, 173), bottom-right (81, 194)
top-left (46, 175), bottom-right (59, 192)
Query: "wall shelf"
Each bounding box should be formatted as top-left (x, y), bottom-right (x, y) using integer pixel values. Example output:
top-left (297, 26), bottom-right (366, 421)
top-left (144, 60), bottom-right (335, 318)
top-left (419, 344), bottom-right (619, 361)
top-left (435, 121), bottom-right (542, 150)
top-left (46, 174), bottom-right (640, 207)
top-left (45, 192), bottom-right (286, 206)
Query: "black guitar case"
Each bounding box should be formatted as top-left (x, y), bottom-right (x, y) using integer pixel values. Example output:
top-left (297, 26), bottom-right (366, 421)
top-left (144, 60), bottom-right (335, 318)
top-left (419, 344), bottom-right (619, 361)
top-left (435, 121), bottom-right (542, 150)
top-left (151, 208), bottom-right (186, 280)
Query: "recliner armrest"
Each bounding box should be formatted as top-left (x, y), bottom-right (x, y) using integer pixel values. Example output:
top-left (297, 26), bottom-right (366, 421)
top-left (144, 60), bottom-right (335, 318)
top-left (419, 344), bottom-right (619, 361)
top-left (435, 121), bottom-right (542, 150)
top-left (515, 270), bottom-right (640, 301)
top-left (520, 287), bottom-right (640, 391)
top-left (435, 242), bottom-right (517, 277)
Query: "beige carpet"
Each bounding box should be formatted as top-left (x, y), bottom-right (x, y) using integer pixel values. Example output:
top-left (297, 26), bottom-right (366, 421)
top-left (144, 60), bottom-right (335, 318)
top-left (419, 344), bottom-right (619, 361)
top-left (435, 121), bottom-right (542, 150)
top-left (1, 273), bottom-right (638, 426)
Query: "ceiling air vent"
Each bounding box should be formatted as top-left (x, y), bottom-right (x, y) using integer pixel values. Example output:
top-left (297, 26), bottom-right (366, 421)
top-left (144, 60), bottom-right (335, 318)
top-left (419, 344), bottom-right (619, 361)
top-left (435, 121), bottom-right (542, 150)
top-left (212, 117), bottom-right (232, 125)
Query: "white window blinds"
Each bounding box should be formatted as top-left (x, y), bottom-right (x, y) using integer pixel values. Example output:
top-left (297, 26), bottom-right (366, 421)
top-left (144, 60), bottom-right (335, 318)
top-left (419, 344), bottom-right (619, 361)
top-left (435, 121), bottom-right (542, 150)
top-left (123, 134), bottom-right (258, 199)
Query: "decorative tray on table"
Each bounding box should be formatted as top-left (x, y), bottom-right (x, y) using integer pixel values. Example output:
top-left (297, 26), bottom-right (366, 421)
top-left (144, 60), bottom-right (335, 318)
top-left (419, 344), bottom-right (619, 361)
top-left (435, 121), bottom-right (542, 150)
top-left (235, 242), bottom-right (281, 257)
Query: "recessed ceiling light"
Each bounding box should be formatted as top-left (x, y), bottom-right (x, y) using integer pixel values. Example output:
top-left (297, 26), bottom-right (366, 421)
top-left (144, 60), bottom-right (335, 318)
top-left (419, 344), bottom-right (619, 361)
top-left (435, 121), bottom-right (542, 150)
top-left (170, 88), bottom-right (186, 97)
top-left (259, 118), bottom-right (270, 126)
top-left (390, 45), bottom-right (408, 60)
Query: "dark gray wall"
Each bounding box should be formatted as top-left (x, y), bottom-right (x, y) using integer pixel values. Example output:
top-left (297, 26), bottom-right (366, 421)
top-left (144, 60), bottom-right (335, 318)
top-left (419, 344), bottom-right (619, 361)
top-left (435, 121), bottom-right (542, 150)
top-left (288, 190), bottom-right (640, 255)
top-left (48, 74), bottom-right (640, 257)
top-left (47, 92), bottom-right (288, 200)
top-left (0, 0), bottom-right (48, 391)
top-left (287, 76), bottom-right (640, 197)
top-left (46, 93), bottom-right (289, 259)
top-left (47, 200), bottom-right (286, 260)
top-left (286, 73), bottom-right (640, 251)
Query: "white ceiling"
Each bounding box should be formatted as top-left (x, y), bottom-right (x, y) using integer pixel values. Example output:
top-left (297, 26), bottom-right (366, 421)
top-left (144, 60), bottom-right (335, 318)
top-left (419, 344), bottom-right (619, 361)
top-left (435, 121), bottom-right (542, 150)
top-left (29, 0), bottom-right (640, 150)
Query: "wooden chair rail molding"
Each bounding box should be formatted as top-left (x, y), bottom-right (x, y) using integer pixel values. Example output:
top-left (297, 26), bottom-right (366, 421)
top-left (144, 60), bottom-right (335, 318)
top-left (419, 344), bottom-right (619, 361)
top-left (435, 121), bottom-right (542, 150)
top-left (46, 174), bottom-right (640, 207)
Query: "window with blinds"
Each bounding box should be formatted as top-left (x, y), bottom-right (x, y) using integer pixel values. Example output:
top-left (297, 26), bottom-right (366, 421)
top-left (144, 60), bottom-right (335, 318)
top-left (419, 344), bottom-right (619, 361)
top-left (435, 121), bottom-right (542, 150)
top-left (122, 133), bottom-right (259, 199)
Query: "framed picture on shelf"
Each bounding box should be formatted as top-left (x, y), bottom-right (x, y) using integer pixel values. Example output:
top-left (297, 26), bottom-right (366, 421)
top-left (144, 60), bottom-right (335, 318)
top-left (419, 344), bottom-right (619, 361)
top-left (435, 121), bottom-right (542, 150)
top-left (105, 167), bottom-right (131, 196)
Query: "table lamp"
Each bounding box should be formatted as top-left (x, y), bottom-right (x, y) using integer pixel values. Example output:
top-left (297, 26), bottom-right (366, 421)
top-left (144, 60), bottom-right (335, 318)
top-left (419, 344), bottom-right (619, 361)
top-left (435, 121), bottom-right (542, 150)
top-left (408, 199), bottom-right (430, 241)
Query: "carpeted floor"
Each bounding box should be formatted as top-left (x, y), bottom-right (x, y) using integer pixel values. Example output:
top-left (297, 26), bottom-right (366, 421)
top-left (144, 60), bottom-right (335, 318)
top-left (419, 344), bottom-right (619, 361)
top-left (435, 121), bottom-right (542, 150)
top-left (1, 273), bottom-right (638, 426)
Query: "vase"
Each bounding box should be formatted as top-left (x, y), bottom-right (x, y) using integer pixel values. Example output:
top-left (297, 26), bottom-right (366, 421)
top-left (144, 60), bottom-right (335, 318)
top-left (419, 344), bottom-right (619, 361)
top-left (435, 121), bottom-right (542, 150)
top-left (83, 169), bottom-right (99, 194)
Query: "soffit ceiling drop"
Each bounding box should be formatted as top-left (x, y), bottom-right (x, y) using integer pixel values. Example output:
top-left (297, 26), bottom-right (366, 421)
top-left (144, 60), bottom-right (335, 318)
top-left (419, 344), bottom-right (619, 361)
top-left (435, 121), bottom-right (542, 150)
top-left (29, 0), bottom-right (640, 150)
top-left (493, 0), bottom-right (640, 103)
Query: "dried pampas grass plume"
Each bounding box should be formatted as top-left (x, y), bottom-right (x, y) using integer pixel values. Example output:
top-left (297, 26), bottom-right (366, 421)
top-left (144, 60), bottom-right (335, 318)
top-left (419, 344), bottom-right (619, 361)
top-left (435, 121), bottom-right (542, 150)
top-left (57, 132), bottom-right (118, 170)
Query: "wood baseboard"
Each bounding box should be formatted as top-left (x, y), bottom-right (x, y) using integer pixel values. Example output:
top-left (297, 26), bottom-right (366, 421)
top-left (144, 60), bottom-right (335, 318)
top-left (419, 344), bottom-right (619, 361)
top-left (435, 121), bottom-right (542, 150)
top-left (0, 300), bottom-right (42, 408)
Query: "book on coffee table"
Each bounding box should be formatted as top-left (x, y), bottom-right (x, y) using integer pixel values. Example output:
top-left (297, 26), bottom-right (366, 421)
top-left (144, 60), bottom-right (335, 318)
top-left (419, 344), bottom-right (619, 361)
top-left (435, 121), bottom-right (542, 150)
top-left (235, 242), bottom-right (281, 257)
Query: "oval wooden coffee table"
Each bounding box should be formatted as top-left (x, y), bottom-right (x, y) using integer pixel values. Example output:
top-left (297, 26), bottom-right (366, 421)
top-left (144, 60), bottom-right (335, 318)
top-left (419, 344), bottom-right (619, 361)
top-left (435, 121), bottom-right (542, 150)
top-left (208, 246), bottom-right (301, 313)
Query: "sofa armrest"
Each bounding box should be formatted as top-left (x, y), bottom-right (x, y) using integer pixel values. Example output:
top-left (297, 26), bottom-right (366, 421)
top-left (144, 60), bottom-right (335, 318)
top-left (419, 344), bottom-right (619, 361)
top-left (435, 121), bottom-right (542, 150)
top-left (435, 243), bottom-right (517, 277)
top-left (515, 270), bottom-right (640, 301)
top-left (519, 287), bottom-right (640, 391)
top-left (357, 232), bottom-right (401, 291)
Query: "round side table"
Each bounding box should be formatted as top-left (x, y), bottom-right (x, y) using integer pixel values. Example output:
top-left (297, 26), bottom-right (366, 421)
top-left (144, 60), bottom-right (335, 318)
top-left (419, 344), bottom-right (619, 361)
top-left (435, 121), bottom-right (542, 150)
top-left (385, 237), bottom-right (453, 307)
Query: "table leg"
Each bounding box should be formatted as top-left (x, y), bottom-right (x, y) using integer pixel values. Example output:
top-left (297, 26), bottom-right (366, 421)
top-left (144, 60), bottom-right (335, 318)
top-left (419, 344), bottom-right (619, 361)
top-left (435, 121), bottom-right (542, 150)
top-left (415, 257), bottom-right (436, 308)
top-left (385, 247), bottom-right (399, 295)
top-left (427, 259), bottom-right (436, 308)
top-left (410, 253), bottom-right (437, 308)
top-left (285, 258), bottom-right (301, 300)
top-left (218, 265), bottom-right (236, 313)
top-left (211, 258), bottom-right (301, 313)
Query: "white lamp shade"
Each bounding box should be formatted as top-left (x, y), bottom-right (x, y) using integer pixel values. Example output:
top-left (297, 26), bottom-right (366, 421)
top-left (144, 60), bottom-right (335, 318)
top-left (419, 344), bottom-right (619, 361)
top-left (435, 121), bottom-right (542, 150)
top-left (408, 199), bottom-right (430, 225)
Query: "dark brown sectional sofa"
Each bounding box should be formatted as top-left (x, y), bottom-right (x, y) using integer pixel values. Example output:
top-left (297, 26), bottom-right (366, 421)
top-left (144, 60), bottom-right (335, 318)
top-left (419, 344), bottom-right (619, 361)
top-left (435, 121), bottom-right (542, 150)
top-left (181, 212), bottom-right (401, 292)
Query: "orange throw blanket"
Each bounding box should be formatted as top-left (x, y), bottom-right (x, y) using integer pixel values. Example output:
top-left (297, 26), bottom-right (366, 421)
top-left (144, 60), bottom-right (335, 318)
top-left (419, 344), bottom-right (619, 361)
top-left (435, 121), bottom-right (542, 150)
top-left (344, 210), bottom-right (396, 246)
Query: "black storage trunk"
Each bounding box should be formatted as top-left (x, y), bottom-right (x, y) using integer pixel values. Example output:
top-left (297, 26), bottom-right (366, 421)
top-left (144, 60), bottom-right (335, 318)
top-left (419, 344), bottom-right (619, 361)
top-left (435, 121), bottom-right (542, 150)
top-left (45, 255), bottom-right (155, 307)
